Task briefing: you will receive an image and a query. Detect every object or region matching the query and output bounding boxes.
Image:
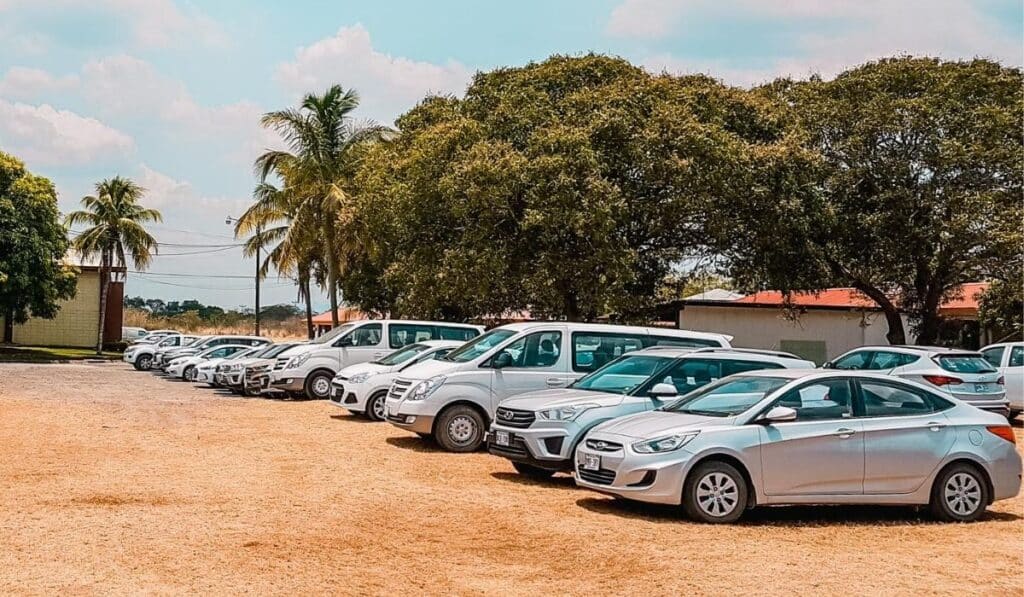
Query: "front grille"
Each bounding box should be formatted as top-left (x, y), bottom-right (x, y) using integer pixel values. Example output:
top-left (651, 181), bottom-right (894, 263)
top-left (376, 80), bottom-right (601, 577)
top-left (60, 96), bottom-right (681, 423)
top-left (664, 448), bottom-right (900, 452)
top-left (585, 439), bottom-right (623, 452)
top-left (494, 407), bottom-right (535, 429)
top-left (388, 379), bottom-right (414, 401)
top-left (488, 435), bottom-right (529, 457)
top-left (578, 468), bottom-right (616, 485)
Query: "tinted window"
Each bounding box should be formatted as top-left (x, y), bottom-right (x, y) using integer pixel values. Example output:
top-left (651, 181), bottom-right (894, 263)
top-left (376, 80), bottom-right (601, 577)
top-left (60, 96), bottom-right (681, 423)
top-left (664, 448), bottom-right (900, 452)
top-left (774, 380), bottom-right (854, 421)
top-left (858, 380), bottom-right (938, 417)
top-left (498, 331), bottom-right (562, 368)
top-left (832, 351), bottom-right (871, 370)
top-left (981, 347), bottom-right (1005, 368)
top-left (573, 355), bottom-right (670, 395)
top-left (871, 351), bottom-right (906, 369)
top-left (348, 324), bottom-right (383, 347)
top-left (377, 343), bottom-right (428, 365)
top-left (665, 376), bottom-right (790, 416)
top-left (657, 358), bottom-right (722, 394)
top-left (572, 332), bottom-right (646, 373)
top-left (721, 359), bottom-right (785, 376)
top-left (438, 326), bottom-right (478, 341)
top-left (444, 329), bottom-right (516, 363)
top-left (937, 355), bottom-right (996, 374)
top-left (389, 324), bottom-right (434, 349)
top-left (1009, 347), bottom-right (1023, 368)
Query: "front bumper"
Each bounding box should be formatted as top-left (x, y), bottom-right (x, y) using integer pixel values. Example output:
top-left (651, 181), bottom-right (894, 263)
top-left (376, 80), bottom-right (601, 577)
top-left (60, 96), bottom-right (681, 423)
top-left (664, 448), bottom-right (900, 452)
top-left (486, 421), bottom-right (579, 471)
top-left (384, 396), bottom-right (436, 434)
top-left (574, 434), bottom-right (694, 505)
top-left (195, 369), bottom-right (215, 383)
top-left (270, 371), bottom-right (306, 392)
top-left (122, 352), bottom-right (137, 364)
top-left (165, 363), bottom-right (187, 377)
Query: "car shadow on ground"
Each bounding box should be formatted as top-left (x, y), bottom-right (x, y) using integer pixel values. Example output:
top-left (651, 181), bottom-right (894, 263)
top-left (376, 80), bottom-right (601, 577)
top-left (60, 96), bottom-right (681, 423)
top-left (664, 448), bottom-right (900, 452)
top-left (575, 496), bottom-right (1022, 526)
top-left (490, 471), bottom-right (578, 489)
top-left (329, 413), bottom-right (376, 424)
top-left (384, 435), bottom-right (447, 453)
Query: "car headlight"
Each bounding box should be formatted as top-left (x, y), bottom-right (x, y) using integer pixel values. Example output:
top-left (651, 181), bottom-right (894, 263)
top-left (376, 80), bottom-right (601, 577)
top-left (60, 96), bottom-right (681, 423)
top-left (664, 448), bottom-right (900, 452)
top-left (230, 363), bottom-right (243, 371)
top-left (349, 372), bottom-right (372, 384)
top-left (288, 353), bottom-right (311, 368)
top-left (631, 432), bottom-right (699, 454)
top-left (408, 375), bottom-right (446, 401)
top-left (538, 403), bottom-right (600, 421)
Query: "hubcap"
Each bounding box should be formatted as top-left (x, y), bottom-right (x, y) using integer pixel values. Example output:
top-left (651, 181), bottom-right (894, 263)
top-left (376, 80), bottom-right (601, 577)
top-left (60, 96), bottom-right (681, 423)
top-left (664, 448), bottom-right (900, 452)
top-left (447, 415), bottom-right (477, 444)
top-left (944, 472), bottom-right (982, 516)
top-left (696, 472), bottom-right (740, 517)
top-left (313, 377), bottom-right (330, 396)
top-left (372, 396), bottom-right (385, 419)
top-left (139, 356), bottom-right (151, 369)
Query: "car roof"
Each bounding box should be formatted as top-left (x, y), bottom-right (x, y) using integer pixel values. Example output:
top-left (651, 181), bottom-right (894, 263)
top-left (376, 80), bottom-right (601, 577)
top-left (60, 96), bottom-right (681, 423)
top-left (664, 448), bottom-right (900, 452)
top-left (844, 345), bottom-right (983, 356)
top-left (983, 341), bottom-right (1024, 349)
top-left (353, 319), bottom-right (483, 329)
top-left (419, 339), bottom-right (466, 348)
top-left (491, 321), bottom-right (732, 342)
top-left (626, 347), bottom-right (812, 364)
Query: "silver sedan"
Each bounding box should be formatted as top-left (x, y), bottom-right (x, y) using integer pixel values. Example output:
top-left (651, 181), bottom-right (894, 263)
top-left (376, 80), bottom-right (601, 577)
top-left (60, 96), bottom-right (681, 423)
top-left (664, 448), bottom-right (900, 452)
top-left (575, 370), bottom-right (1021, 523)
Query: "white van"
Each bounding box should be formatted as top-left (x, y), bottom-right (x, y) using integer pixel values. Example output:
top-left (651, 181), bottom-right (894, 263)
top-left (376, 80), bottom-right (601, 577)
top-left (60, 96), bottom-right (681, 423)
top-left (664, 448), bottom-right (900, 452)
top-left (383, 322), bottom-right (732, 451)
top-left (269, 320), bottom-right (484, 399)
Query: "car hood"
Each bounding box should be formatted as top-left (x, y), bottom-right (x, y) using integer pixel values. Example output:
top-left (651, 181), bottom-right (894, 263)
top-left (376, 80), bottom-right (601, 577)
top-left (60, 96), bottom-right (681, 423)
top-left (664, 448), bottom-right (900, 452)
top-left (198, 358), bottom-right (227, 369)
top-left (500, 388), bottom-right (625, 411)
top-left (591, 410), bottom-right (733, 439)
top-left (337, 362), bottom-right (387, 378)
top-left (397, 358), bottom-right (460, 380)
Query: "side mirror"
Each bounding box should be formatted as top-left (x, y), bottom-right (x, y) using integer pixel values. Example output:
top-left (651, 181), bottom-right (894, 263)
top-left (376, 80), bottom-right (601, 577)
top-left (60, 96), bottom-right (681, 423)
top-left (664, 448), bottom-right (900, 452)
top-left (648, 383), bottom-right (678, 399)
top-left (822, 361), bottom-right (833, 369)
top-left (760, 406), bottom-right (797, 423)
top-left (492, 351), bottom-right (513, 369)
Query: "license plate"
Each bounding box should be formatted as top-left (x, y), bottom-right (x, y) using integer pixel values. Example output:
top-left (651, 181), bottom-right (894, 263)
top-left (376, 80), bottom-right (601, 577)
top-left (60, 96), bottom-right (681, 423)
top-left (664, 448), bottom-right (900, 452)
top-left (261, 378), bottom-right (269, 388)
top-left (583, 453), bottom-right (600, 471)
top-left (494, 430), bottom-right (510, 446)
top-left (975, 383), bottom-right (988, 392)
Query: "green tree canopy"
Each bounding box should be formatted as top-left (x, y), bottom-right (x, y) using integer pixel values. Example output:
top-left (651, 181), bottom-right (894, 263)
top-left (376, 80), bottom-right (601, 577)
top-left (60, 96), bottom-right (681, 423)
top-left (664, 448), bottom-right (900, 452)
top-left (0, 151), bottom-right (77, 335)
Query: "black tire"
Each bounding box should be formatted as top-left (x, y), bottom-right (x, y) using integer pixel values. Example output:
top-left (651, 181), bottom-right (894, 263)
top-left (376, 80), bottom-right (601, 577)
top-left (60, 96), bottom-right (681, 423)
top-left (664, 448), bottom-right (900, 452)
top-left (1009, 410), bottom-right (1020, 421)
top-left (242, 384), bottom-right (259, 397)
top-left (434, 405), bottom-right (486, 452)
top-left (682, 460), bottom-right (749, 524)
top-left (365, 391), bottom-right (387, 422)
top-left (415, 432), bottom-right (433, 440)
top-left (930, 462), bottom-right (989, 522)
top-left (134, 354), bottom-right (153, 371)
top-left (512, 461), bottom-right (556, 480)
top-left (183, 366), bottom-right (196, 382)
top-left (304, 371), bottom-right (334, 400)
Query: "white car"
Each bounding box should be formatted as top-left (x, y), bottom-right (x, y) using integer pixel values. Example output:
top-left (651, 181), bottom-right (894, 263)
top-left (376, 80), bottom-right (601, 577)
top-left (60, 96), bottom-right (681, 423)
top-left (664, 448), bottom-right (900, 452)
top-left (826, 346), bottom-right (1009, 417)
top-left (194, 347), bottom-right (263, 384)
top-left (155, 335), bottom-right (270, 369)
top-left (122, 326), bottom-right (148, 342)
top-left (165, 344), bottom-right (259, 381)
top-left (220, 343), bottom-right (306, 394)
top-left (269, 320), bottom-right (483, 400)
top-left (981, 342), bottom-right (1024, 418)
top-left (330, 340), bottom-right (464, 420)
top-left (123, 334), bottom-right (198, 370)
top-left (384, 322), bottom-right (733, 452)
top-left (488, 347), bottom-right (814, 479)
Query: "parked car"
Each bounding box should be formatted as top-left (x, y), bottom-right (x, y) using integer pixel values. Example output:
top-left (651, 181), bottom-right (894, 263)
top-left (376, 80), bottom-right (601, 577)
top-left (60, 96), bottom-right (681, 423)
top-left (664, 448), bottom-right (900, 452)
top-left (330, 340), bottom-right (464, 420)
top-left (487, 347), bottom-right (814, 479)
top-left (825, 346), bottom-right (1010, 417)
top-left (135, 329), bottom-right (180, 343)
top-left (220, 343), bottom-right (305, 395)
top-left (239, 343), bottom-right (307, 396)
top-left (156, 335), bottom-right (270, 369)
top-left (122, 326), bottom-right (148, 342)
top-left (153, 335), bottom-right (207, 370)
top-left (194, 346), bottom-right (264, 385)
top-left (981, 342), bottom-right (1024, 419)
top-left (165, 344), bottom-right (259, 381)
top-left (574, 370), bottom-right (1021, 523)
top-left (269, 320), bottom-right (484, 400)
top-left (384, 322), bottom-right (733, 452)
top-left (123, 334), bottom-right (197, 370)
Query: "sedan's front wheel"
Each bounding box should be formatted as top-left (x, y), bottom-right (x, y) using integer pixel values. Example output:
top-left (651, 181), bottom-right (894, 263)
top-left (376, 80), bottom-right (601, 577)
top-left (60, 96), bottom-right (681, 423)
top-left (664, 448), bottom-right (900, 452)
top-left (930, 463), bottom-right (989, 522)
top-left (365, 391), bottom-right (387, 422)
top-left (682, 461), bottom-right (748, 524)
top-left (134, 354), bottom-right (153, 371)
top-left (183, 366), bottom-right (196, 382)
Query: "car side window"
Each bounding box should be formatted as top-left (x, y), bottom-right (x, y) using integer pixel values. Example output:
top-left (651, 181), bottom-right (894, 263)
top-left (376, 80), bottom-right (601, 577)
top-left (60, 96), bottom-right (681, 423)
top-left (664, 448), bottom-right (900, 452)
top-left (832, 351), bottom-right (872, 370)
top-left (438, 326), bottom-right (478, 341)
top-left (869, 351), bottom-right (903, 369)
top-left (981, 347), bottom-right (1005, 368)
top-left (571, 332), bottom-right (646, 373)
top-left (501, 331), bottom-right (562, 368)
top-left (721, 359), bottom-right (784, 376)
top-left (389, 324), bottom-right (433, 348)
top-left (350, 324), bottom-right (383, 347)
top-left (1009, 347), bottom-right (1023, 368)
top-left (656, 359), bottom-right (722, 394)
top-left (773, 380), bottom-right (854, 421)
top-left (857, 380), bottom-right (936, 417)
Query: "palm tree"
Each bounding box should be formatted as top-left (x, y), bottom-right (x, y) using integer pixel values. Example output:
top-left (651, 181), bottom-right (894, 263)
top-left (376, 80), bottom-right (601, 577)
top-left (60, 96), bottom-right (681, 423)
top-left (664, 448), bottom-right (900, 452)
top-left (235, 181), bottom-right (322, 339)
top-left (254, 85), bottom-right (390, 327)
top-left (66, 177), bottom-right (161, 353)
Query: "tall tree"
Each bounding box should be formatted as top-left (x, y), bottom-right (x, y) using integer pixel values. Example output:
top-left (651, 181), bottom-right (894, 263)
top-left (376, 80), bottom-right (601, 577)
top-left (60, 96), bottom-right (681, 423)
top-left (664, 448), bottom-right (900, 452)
top-left (713, 57), bottom-right (1023, 344)
top-left (0, 152), bottom-right (77, 341)
top-left (255, 85), bottom-right (390, 328)
top-left (66, 177), bottom-right (161, 353)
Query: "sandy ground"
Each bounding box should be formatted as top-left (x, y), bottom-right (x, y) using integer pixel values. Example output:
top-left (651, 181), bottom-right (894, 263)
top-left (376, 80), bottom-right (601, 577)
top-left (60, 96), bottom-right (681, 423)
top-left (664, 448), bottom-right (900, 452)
top-left (0, 362), bottom-right (1021, 596)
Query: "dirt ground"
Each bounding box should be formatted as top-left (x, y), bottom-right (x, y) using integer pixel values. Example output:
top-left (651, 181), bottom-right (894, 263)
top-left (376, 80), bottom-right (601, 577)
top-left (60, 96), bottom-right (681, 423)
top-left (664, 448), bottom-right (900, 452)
top-left (0, 362), bottom-right (1021, 595)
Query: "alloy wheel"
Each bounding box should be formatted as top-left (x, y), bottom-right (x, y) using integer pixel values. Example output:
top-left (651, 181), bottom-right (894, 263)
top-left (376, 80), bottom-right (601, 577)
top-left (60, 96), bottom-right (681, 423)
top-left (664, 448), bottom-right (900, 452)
top-left (371, 396), bottom-right (386, 420)
top-left (695, 471), bottom-right (740, 518)
top-left (944, 472), bottom-right (982, 516)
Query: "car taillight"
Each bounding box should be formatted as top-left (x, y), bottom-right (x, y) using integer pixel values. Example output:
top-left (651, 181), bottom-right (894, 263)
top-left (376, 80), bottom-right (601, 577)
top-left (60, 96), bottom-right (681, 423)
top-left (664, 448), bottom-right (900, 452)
top-left (923, 375), bottom-right (962, 387)
top-left (997, 376), bottom-right (1005, 385)
top-left (986, 426), bottom-right (1016, 444)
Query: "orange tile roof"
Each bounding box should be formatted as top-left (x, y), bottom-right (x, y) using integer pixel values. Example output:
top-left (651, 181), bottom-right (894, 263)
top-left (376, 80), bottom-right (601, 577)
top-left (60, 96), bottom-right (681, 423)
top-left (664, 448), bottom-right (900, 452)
top-left (729, 282), bottom-right (989, 314)
top-left (310, 307), bottom-right (370, 325)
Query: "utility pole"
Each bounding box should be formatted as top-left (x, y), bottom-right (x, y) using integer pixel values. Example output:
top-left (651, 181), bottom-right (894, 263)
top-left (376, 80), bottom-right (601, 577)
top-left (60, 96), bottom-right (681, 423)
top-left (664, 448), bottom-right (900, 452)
top-left (226, 216), bottom-right (261, 336)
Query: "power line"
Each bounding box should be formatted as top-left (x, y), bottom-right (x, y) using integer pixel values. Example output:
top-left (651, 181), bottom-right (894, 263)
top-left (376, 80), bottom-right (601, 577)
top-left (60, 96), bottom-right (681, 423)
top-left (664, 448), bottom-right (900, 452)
top-left (67, 229), bottom-right (244, 249)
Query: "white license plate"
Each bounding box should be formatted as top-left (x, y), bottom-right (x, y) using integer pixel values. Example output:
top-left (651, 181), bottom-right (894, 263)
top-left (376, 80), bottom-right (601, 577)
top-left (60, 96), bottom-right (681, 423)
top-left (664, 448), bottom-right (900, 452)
top-left (974, 383), bottom-right (988, 392)
top-left (494, 430), bottom-right (510, 446)
top-left (582, 453), bottom-right (600, 471)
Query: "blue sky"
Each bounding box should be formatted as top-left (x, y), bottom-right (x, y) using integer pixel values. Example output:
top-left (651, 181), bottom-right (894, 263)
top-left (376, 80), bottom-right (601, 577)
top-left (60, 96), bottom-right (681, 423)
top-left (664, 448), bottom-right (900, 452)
top-left (1, 0), bottom-right (1021, 311)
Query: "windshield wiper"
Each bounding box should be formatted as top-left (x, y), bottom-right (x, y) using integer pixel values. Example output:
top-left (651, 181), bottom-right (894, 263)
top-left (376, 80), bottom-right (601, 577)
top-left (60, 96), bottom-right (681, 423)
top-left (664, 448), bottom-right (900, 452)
top-left (675, 408), bottom-right (729, 417)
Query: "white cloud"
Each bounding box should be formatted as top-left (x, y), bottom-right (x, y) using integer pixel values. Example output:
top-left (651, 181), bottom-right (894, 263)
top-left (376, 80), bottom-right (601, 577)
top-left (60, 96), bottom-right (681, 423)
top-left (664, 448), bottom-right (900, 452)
top-left (136, 164), bottom-right (249, 213)
top-left (0, 66), bottom-right (78, 102)
top-left (0, 100), bottom-right (133, 166)
top-left (274, 24), bottom-right (474, 124)
top-left (610, 0), bottom-right (1022, 85)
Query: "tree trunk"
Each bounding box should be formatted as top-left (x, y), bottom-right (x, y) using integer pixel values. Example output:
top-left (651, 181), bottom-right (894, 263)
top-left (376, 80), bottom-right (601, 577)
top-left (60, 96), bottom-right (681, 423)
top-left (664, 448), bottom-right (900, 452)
top-left (323, 218), bottom-right (340, 328)
top-left (913, 283), bottom-right (946, 346)
top-left (95, 250), bottom-right (110, 355)
top-left (300, 264), bottom-right (314, 340)
top-left (821, 254), bottom-right (906, 344)
top-left (3, 309), bottom-right (13, 343)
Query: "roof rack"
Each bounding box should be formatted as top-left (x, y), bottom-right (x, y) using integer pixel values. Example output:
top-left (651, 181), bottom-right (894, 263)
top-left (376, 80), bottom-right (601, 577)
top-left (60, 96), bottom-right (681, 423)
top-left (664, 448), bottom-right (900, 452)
top-left (693, 347), bottom-right (803, 359)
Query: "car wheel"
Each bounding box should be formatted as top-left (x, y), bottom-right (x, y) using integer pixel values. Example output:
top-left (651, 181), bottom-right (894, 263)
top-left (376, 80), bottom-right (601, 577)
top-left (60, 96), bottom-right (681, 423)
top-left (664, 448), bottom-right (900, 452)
top-left (242, 384), bottom-right (259, 397)
top-left (435, 405), bottom-right (485, 452)
top-left (1009, 410), bottom-right (1020, 421)
top-left (930, 463), bottom-right (989, 522)
top-left (512, 461), bottom-right (556, 480)
top-left (183, 366), bottom-right (196, 381)
top-left (135, 354), bottom-right (153, 371)
top-left (304, 371), bottom-right (333, 400)
top-left (682, 461), bottom-right (748, 524)
top-left (365, 391), bottom-right (387, 422)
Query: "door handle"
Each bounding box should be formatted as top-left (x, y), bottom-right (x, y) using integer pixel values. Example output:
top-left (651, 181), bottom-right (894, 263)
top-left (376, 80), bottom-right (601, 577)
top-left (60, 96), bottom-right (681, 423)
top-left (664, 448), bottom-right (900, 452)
top-left (926, 421), bottom-right (946, 431)
top-left (546, 377), bottom-right (566, 387)
top-left (833, 428), bottom-right (857, 438)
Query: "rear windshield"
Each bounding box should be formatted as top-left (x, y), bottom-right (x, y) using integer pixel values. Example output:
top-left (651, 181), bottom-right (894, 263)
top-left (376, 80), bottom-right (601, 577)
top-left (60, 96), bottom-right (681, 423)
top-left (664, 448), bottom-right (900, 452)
top-left (936, 355), bottom-right (996, 374)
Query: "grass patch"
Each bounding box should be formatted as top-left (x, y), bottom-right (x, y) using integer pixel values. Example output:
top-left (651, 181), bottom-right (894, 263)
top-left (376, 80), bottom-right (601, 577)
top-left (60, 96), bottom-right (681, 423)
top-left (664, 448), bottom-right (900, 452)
top-left (0, 346), bottom-right (121, 362)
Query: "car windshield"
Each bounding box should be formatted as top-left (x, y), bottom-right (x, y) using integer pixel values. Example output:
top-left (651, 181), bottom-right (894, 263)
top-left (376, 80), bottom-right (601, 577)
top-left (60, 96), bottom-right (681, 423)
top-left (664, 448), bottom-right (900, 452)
top-left (310, 323), bottom-right (356, 345)
top-left (227, 348), bottom-right (259, 360)
top-left (198, 346), bottom-right (225, 357)
top-left (572, 355), bottom-right (672, 395)
top-left (258, 344), bottom-right (294, 358)
top-left (376, 343), bottom-right (428, 365)
top-left (663, 376), bottom-right (790, 417)
top-left (157, 337), bottom-right (178, 347)
top-left (444, 329), bottom-right (516, 363)
top-left (185, 337), bottom-right (206, 347)
top-left (936, 355), bottom-right (996, 374)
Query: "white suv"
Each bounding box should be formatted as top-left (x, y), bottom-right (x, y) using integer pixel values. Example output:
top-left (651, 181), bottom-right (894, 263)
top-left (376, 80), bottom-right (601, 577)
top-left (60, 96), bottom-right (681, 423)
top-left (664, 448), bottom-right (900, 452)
top-left (269, 320), bottom-right (483, 400)
top-left (123, 334), bottom-right (197, 370)
top-left (384, 322), bottom-right (733, 452)
top-left (487, 347), bottom-right (813, 478)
